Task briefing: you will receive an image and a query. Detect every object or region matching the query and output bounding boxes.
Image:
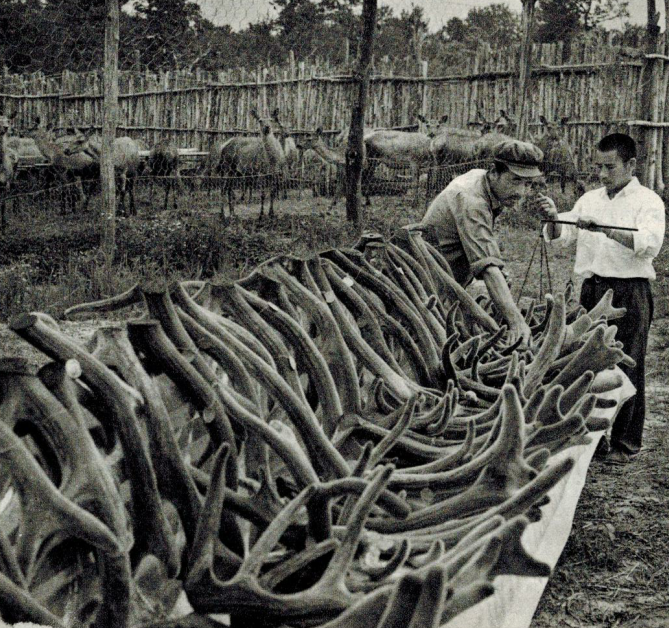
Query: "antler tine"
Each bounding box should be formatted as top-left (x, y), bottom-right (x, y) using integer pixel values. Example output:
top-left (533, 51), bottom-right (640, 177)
top-left (318, 464), bottom-right (395, 589)
top-left (354, 539), bottom-right (411, 586)
top-left (0, 572), bottom-right (66, 627)
top-left (321, 259), bottom-right (406, 378)
top-left (260, 539), bottom-right (340, 591)
top-left (489, 515), bottom-right (551, 578)
top-left (440, 581), bottom-right (495, 625)
top-left (186, 444), bottom-right (242, 582)
top-left (367, 395), bottom-right (419, 468)
top-left (260, 259), bottom-right (363, 414)
top-left (238, 485), bottom-right (317, 581)
top-left (86, 326), bottom-right (203, 549)
top-left (63, 283), bottom-right (142, 319)
top-left (8, 314), bottom-right (182, 571)
top-left (307, 256), bottom-right (423, 402)
top-left (237, 283), bottom-right (344, 438)
top-left (125, 320), bottom-right (240, 478)
top-left (0, 419), bottom-right (122, 560)
top-left (405, 565), bottom-right (451, 628)
top-left (209, 281), bottom-right (311, 410)
top-left (175, 306), bottom-right (350, 482)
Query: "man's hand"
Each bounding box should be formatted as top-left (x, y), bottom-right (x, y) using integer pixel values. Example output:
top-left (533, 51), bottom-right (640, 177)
top-left (535, 193), bottom-right (558, 221)
top-left (576, 216), bottom-right (607, 233)
top-left (508, 316), bottom-right (532, 347)
top-left (481, 266), bottom-right (531, 348)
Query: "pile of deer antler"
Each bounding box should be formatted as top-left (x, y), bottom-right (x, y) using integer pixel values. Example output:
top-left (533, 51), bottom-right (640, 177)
top-left (0, 229), bottom-right (631, 628)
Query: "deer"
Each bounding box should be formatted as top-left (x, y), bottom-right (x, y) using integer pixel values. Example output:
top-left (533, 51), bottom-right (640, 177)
top-left (74, 130), bottom-right (148, 216)
top-left (423, 113), bottom-right (490, 166)
top-left (533, 115), bottom-right (585, 196)
top-left (27, 118), bottom-right (98, 214)
top-left (217, 108), bottom-right (286, 223)
top-left (271, 110), bottom-right (299, 200)
top-left (470, 110), bottom-right (519, 161)
top-left (362, 115), bottom-right (452, 206)
top-left (0, 113), bottom-right (19, 230)
top-left (296, 127), bottom-right (354, 208)
top-left (145, 141), bottom-right (182, 212)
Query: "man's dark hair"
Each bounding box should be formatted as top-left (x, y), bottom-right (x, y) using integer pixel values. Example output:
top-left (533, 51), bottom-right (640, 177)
top-left (491, 160), bottom-right (509, 175)
top-left (597, 133), bottom-right (636, 162)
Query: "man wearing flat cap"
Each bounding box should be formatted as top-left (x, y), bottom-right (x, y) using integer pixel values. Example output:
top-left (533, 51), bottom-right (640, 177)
top-left (411, 139), bottom-right (545, 345)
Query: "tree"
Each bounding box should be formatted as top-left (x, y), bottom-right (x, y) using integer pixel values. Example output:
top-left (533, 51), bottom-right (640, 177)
top-left (535, 0), bottom-right (630, 42)
top-left (464, 4), bottom-right (521, 48)
top-left (129, 0), bottom-right (210, 69)
top-left (375, 6), bottom-right (429, 69)
top-left (444, 17), bottom-right (467, 43)
top-left (271, 0), bottom-right (326, 60)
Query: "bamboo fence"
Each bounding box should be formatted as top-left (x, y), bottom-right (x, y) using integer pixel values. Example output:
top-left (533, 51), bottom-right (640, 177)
top-left (0, 36), bottom-right (664, 183)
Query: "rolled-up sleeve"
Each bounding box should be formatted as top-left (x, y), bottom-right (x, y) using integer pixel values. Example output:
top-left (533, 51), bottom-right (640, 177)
top-left (452, 192), bottom-right (504, 277)
top-left (543, 205), bottom-right (580, 246)
top-left (633, 194), bottom-right (665, 259)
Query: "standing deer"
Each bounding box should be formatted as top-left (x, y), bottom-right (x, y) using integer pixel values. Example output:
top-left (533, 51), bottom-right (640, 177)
top-left (296, 127), bottom-right (351, 208)
top-left (146, 141), bottom-right (182, 212)
top-left (0, 113), bottom-right (19, 230)
top-left (471, 110), bottom-right (518, 160)
top-left (28, 118), bottom-right (97, 214)
top-left (271, 110), bottom-right (298, 199)
top-left (74, 130), bottom-right (148, 215)
top-left (534, 116), bottom-right (585, 196)
top-left (217, 108), bottom-right (286, 223)
top-left (362, 115), bottom-right (452, 206)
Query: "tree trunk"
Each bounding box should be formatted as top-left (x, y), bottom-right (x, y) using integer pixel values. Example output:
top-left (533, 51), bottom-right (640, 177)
top-left (345, 0), bottom-right (377, 226)
top-left (517, 0), bottom-right (537, 141)
top-left (638, 1), bottom-right (661, 188)
top-left (101, 0), bottom-right (119, 264)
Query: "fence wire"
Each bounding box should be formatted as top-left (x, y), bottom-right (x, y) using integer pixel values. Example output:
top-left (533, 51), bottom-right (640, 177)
top-left (2, 151), bottom-right (592, 231)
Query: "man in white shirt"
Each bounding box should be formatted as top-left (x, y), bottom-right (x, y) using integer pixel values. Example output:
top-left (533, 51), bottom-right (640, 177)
top-left (539, 133), bottom-right (665, 463)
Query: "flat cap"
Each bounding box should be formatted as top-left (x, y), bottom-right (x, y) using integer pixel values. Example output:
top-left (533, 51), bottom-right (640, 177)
top-left (493, 139), bottom-right (544, 178)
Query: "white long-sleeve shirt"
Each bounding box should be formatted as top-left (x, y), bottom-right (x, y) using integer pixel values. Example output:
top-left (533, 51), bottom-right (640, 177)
top-left (543, 177), bottom-right (665, 280)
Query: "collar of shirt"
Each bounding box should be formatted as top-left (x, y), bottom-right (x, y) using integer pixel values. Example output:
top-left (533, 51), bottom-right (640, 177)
top-left (597, 176), bottom-right (640, 200)
top-left (483, 173), bottom-right (503, 220)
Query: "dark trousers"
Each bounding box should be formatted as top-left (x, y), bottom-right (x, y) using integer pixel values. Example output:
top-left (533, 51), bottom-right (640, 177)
top-left (580, 275), bottom-right (653, 454)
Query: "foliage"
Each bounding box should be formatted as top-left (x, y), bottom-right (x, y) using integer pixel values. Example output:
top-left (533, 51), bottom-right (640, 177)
top-left (535, 0), bottom-right (630, 43)
top-left (445, 3), bottom-right (521, 50)
top-left (0, 0), bottom-right (642, 77)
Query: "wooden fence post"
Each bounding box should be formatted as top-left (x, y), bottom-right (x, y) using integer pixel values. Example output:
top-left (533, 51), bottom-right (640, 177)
top-left (639, 1), bottom-right (662, 188)
top-left (346, 0), bottom-right (377, 226)
top-left (101, 0), bottom-right (119, 264)
top-left (662, 1), bottom-right (669, 195)
top-left (517, 0), bottom-right (538, 141)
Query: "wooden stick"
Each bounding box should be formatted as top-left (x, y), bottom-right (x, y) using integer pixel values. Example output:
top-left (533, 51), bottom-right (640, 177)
top-left (540, 220), bottom-right (638, 232)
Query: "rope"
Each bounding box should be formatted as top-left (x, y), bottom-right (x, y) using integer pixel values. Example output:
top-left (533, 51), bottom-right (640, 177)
top-left (541, 232), bottom-right (553, 296)
top-left (515, 234), bottom-right (541, 304)
top-left (516, 228), bottom-right (554, 304)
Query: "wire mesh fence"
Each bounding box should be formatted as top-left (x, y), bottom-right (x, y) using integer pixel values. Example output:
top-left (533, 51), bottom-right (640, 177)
top-left (2, 142), bottom-right (593, 232)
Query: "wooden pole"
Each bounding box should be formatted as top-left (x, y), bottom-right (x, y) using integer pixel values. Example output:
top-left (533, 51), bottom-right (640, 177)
top-left (101, 0), bottom-right (119, 263)
top-left (639, 0), bottom-right (662, 188)
top-left (345, 0), bottom-right (377, 225)
top-left (661, 0), bottom-right (669, 194)
top-left (517, 0), bottom-right (537, 140)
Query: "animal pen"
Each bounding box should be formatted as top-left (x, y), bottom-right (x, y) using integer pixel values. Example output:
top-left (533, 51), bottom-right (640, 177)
top-left (1, 18), bottom-right (669, 628)
top-left (3, 32), bottom-right (669, 230)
